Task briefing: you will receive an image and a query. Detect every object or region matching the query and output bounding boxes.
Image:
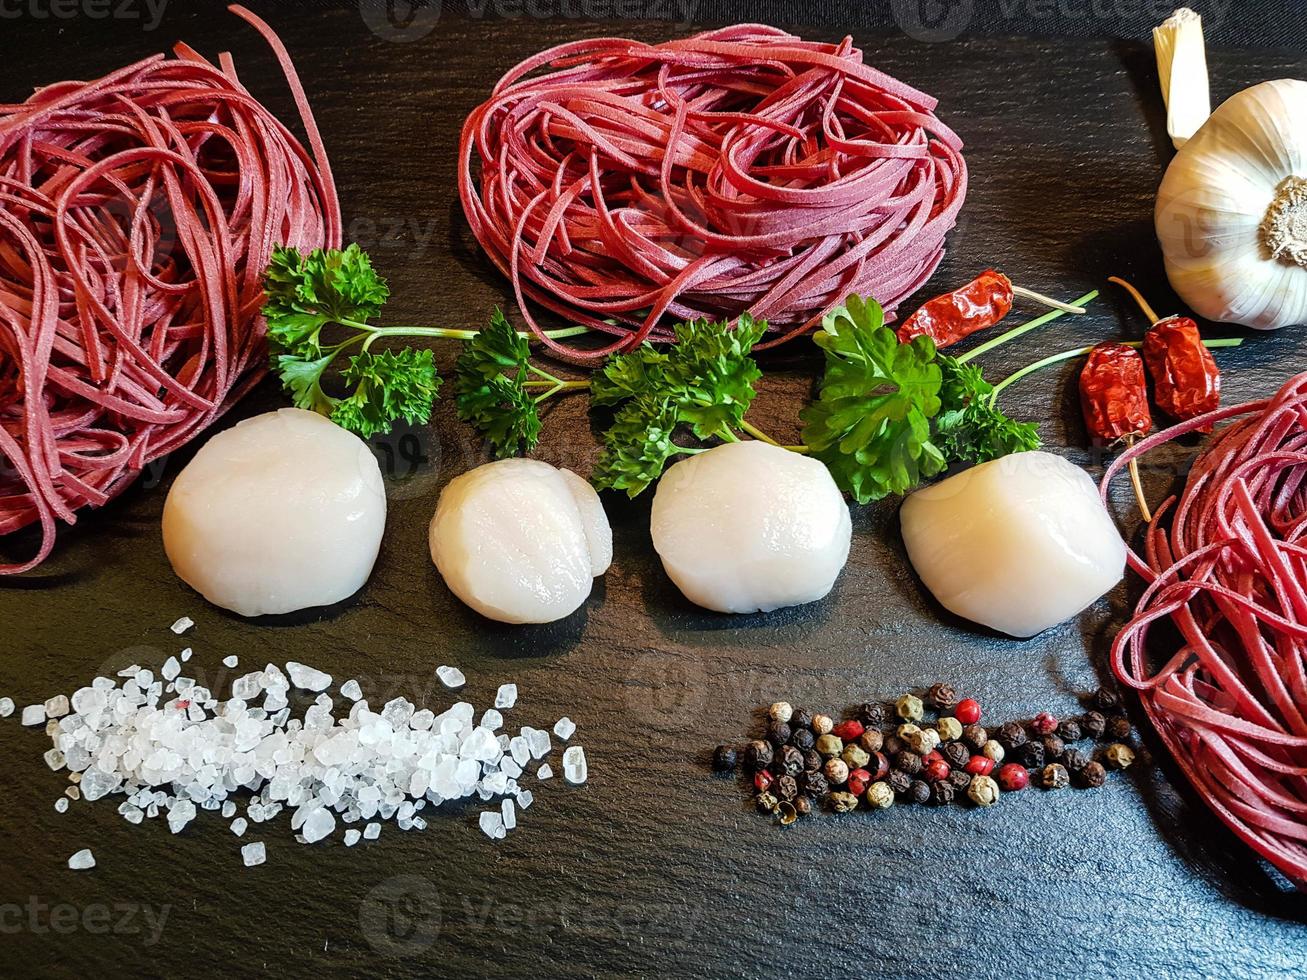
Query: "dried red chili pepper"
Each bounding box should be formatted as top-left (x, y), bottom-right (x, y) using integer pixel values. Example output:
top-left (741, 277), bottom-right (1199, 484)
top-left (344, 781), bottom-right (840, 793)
top-left (1079, 343), bottom-right (1151, 445)
top-left (1079, 342), bottom-right (1153, 520)
top-left (1109, 277), bottom-right (1220, 425)
top-left (897, 269), bottom-right (1088, 349)
top-left (1143, 317), bottom-right (1220, 422)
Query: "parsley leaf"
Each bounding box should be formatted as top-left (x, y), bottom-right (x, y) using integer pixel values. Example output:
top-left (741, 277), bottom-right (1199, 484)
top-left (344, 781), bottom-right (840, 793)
top-left (263, 243), bottom-right (388, 356)
top-left (330, 348), bottom-right (441, 439)
top-left (933, 355), bottom-right (1040, 464)
top-left (590, 315), bottom-right (769, 496)
top-left (800, 296), bottom-right (947, 503)
top-left (453, 310), bottom-right (543, 457)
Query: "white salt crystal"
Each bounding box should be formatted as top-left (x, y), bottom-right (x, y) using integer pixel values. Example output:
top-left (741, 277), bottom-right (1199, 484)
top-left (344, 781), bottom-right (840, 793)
top-left (222, 655), bottom-right (239, 668)
top-left (162, 657), bottom-right (180, 681)
top-left (363, 822), bottom-right (381, 840)
top-left (502, 799), bottom-right (516, 830)
top-left (230, 818), bottom-right (248, 837)
top-left (553, 717), bottom-right (576, 741)
top-left (301, 807), bottom-right (336, 843)
top-left (481, 709), bottom-right (503, 731)
top-left (180, 648), bottom-right (193, 662)
top-left (241, 842), bottom-right (266, 867)
top-left (0, 697), bottom-right (12, 717)
top-left (563, 745), bottom-right (588, 785)
top-left (494, 684), bottom-right (517, 709)
top-left (54, 797), bottom-right (69, 813)
top-left (537, 764), bottom-right (553, 781)
top-left (286, 662), bottom-right (332, 692)
top-left (340, 679), bottom-right (362, 701)
top-left (68, 848), bottom-right (95, 870)
top-left (221, 801), bottom-right (237, 819)
top-left (44, 695), bottom-right (69, 718)
top-left (21, 705), bottom-right (46, 727)
top-left (344, 829), bottom-right (361, 847)
top-left (528, 728), bottom-right (551, 759)
top-left (478, 811), bottom-right (503, 839)
top-left (436, 665), bottom-right (465, 689)
top-left (170, 616), bottom-right (194, 635)
top-left (516, 789), bottom-right (533, 809)
top-left (43, 749), bottom-right (65, 771)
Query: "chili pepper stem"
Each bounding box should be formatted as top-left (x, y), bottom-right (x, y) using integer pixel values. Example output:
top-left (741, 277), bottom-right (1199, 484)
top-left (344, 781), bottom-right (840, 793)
top-left (1123, 435), bottom-right (1154, 523)
top-left (1107, 276), bottom-right (1162, 325)
top-left (1010, 285), bottom-right (1087, 315)
top-left (957, 290), bottom-right (1100, 365)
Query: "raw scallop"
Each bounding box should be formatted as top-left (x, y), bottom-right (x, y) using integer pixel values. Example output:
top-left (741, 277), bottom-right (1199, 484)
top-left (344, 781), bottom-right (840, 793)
top-left (162, 409), bottom-right (386, 617)
top-left (429, 459), bottom-right (611, 624)
top-left (900, 451), bottom-right (1126, 638)
top-left (650, 441), bottom-right (851, 614)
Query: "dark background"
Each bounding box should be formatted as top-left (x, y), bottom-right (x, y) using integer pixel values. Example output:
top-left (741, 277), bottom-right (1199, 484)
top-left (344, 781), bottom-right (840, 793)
top-left (2, 1), bottom-right (1307, 977)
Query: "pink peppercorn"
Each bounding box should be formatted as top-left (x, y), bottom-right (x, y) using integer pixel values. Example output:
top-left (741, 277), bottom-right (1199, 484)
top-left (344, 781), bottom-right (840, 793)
top-left (1031, 711), bottom-right (1058, 736)
top-left (923, 760), bottom-right (951, 783)
top-left (846, 767), bottom-right (872, 796)
top-left (754, 771), bottom-right (774, 793)
top-left (831, 720), bottom-right (865, 741)
top-left (955, 699), bottom-right (981, 725)
top-left (922, 750), bottom-right (946, 768)
top-left (965, 756), bottom-right (994, 776)
top-left (996, 763), bottom-right (1029, 791)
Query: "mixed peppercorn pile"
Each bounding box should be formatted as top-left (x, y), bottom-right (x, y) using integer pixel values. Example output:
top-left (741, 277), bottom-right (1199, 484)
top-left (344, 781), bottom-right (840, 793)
top-left (712, 685), bottom-right (1140, 823)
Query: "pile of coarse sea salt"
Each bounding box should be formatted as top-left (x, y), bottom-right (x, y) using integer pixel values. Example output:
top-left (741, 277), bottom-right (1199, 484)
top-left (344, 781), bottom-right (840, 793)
top-left (12, 620), bottom-right (587, 869)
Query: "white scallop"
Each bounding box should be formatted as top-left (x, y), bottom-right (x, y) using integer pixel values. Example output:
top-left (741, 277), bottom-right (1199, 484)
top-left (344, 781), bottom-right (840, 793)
top-left (900, 451), bottom-right (1126, 638)
top-left (162, 408), bottom-right (386, 617)
top-left (650, 441), bottom-right (851, 614)
top-left (429, 459), bottom-right (611, 624)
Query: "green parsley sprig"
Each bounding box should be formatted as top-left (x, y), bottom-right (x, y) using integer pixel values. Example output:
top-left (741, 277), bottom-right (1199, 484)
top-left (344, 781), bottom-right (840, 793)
top-left (262, 244), bottom-right (587, 439)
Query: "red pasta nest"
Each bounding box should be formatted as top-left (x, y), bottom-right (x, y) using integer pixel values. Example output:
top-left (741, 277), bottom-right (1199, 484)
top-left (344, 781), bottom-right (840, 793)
top-left (458, 25), bottom-right (967, 362)
top-left (1106, 373), bottom-right (1307, 887)
top-left (0, 6), bottom-right (340, 574)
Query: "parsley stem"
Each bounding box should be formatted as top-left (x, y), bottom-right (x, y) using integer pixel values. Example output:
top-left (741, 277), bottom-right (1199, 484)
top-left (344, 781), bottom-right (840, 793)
top-left (738, 419), bottom-right (778, 446)
top-left (530, 380), bottom-right (590, 404)
top-left (955, 289), bottom-right (1100, 365)
top-left (338, 319), bottom-right (590, 343)
top-left (990, 336), bottom-right (1244, 402)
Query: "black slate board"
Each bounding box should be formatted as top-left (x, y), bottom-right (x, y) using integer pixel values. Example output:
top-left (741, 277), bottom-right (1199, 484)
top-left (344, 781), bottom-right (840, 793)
top-left (2, 4), bottom-right (1307, 977)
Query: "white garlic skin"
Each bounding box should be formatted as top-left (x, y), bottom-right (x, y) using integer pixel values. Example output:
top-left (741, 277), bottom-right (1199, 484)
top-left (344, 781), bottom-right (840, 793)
top-left (429, 459), bottom-right (611, 624)
top-left (900, 451), bottom-right (1125, 638)
top-left (1156, 79), bottom-right (1307, 331)
top-left (649, 441), bottom-right (851, 614)
top-left (162, 409), bottom-right (387, 617)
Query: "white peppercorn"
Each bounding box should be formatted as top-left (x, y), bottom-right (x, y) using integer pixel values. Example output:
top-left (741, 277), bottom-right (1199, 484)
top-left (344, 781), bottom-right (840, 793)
top-left (865, 781), bottom-right (895, 810)
top-left (967, 774), bottom-right (1001, 807)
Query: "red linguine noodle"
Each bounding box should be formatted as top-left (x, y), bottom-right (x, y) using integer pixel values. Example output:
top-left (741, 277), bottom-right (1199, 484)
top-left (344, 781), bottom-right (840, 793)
top-left (0, 7), bottom-right (340, 574)
top-left (1104, 373), bottom-right (1307, 887)
top-left (458, 25), bottom-right (967, 362)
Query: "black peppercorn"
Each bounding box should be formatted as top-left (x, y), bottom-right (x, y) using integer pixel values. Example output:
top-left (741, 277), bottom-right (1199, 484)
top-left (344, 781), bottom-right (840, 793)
top-left (948, 769), bottom-right (972, 791)
top-left (887, 769), bottom-right (912, 795)
top-left (1092, 686), bottom-right (1121, 713)
top-left (1062, 746), bottom-right (1090, 771)
top-left (712, 745), bottom-right (737, 773)
top-left (930, 780), bottom-right (956, 806)
top-left (776, 775), bottom-right (799, 800)
top-left (744, 740), bottom-right (773, 770)
top-left (791, 707), bottom-right (813, 732)
top-left (961, 724), bottom-right (988, 751)
top-left (774, 745), bottom-right (803, 777)
top-left (766, 720), bottom-right (792, 747)
top-left (1081, 711), bottom-right (1106, 739)
top-left (943, 742), bottom-right (970, 769)
top-left (859, 729), bottom-right (884, 754)
top-left (883, 735), bottom-right (905, 756)
top-left (1053, 720), bottom-right (1079, 743)
top-left (789, 728), bottom-right (815, 753)
top-left (997, 721), bottom-right (1027, 751)
top-left (907, 779), bottom-right (931, 804)
top-left (1041, 735), bottom-right (1065, 761)
top-left (893, 749), bottom-right (923, 775)
top-left (866, 750), bottom-right (890, 781)
top-left (1106, 716), bottom-right (1132, 740)
top-left (927, 683), bottom-right (958, 711)
top-left (803, 749), bottom-right (822, 773)
top-left (856, 702), bottom-right (886, 727)
top-left (802, 771), bottom-right (830, 797)
top-left (795, 795), bottom-right (814, 816)
top-left (1079, 760), bottom-right (1107, 788)
top-left (1016, 740), bottom-right (1045, 770)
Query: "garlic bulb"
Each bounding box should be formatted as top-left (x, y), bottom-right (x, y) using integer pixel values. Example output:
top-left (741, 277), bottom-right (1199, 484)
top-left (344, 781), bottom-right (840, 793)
top-left (1155, 79), bottom-right (1307, 331)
